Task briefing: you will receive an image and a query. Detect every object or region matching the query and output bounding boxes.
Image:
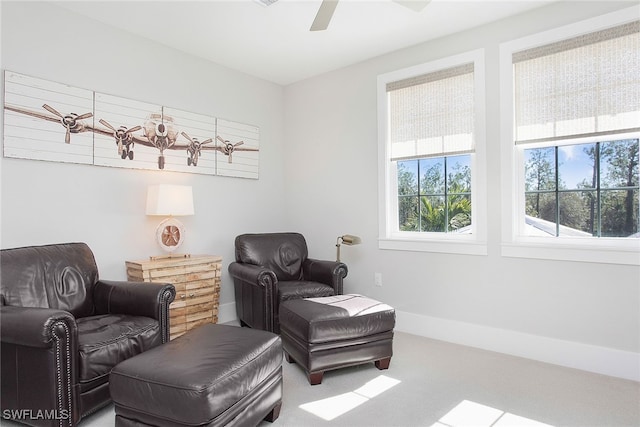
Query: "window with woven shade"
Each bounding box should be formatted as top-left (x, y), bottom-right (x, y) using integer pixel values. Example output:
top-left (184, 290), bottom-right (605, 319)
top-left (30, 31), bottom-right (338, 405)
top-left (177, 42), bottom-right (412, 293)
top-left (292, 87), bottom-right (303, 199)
top-left (378, 49), bottom-right (487, 255)
top-left (500, 9), bottom-right (639, 265)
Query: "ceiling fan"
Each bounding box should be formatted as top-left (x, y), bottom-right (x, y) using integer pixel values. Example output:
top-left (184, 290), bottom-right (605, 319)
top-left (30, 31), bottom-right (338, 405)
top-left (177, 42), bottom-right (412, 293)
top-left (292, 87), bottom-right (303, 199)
top-left (258, 0), bottom-right (431, 32)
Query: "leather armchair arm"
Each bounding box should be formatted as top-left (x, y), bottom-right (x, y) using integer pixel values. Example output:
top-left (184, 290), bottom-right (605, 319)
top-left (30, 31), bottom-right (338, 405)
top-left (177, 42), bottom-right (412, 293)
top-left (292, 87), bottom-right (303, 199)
top-left (1, 305), bottom-right (79, 424)
top-left (303, 258), bottom-right (348, 295)
top-left (228, 262), bottom-right (278, 332)
top-left (228, 262), bottom-right (278, 289)
top-left (0, 305), bottom-right (77, 348)
top-left (93, 279), bottom-right (176, 320)
top-left (93, 280), bottom-right (175, 344)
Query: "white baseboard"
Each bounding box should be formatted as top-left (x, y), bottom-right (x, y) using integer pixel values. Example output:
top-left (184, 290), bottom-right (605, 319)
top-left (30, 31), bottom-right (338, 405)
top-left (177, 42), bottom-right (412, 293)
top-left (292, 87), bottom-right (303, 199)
top-left (216, 303), bottom-right (639, 382)
top-left (395, 310), bottom-right (640, 382)
top-left (218, 302), bottom-right (238, 325)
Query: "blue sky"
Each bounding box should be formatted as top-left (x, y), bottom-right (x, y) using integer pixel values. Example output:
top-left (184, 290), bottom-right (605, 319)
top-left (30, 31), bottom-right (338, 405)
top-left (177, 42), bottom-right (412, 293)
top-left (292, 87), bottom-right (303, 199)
top-left (527, 139), bottom-right (639, 190)
top-left (557, 144), bottom-right (595, 189)
top-left (524, 143), bottom-right (596, 190)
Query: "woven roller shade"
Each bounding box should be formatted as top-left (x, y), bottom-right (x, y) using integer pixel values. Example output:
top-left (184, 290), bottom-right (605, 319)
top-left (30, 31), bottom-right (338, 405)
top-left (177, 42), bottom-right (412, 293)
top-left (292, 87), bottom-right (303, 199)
top-left (513, 21), bottom-right (640, 145)
top-left (387, 63), bottom-right (475, 161)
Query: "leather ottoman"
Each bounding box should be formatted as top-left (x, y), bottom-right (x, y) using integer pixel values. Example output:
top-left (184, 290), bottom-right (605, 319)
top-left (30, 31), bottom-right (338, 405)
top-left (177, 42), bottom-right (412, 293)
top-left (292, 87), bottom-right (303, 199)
top-left (279, 294), bottom-right (395, 385)
top-left (109, 324), bottom-right (283, 426)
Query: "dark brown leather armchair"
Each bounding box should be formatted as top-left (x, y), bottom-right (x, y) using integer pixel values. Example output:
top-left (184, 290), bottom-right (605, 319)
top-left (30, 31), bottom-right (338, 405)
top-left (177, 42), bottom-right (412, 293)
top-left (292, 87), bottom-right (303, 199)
top-left (228, 232), bottom-right (348, 333)
top-left (0, 243), bottom-right (175, 427)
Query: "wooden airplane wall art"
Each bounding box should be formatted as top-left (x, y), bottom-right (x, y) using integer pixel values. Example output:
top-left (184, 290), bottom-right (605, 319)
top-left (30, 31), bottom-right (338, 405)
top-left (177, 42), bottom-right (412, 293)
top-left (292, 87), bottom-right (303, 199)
top-left (2, 71), bottom-right (260, 179)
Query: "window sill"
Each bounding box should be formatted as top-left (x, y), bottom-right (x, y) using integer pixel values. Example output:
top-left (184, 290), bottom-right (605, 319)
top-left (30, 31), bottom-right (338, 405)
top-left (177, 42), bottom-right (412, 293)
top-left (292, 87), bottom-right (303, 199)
top-left (501, 237), bottom-right (640, 265)
top-left (379, 235), bottom-right (487, 256)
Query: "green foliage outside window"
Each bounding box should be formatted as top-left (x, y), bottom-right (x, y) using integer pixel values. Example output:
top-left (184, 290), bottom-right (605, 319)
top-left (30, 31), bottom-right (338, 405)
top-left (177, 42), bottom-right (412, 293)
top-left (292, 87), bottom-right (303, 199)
top-left (397, 155), bottom-right (472, 233)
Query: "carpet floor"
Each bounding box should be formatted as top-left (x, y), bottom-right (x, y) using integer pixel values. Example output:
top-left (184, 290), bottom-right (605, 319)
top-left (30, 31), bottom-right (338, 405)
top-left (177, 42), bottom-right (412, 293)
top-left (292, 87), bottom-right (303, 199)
top-left (3, 329), bottom-right (638, 427)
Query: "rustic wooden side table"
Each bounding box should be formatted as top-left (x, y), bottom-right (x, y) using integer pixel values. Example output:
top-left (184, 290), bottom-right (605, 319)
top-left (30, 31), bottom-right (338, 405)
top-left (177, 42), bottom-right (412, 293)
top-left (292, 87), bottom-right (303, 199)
top-left (126, 255), bottom-right (222, 340)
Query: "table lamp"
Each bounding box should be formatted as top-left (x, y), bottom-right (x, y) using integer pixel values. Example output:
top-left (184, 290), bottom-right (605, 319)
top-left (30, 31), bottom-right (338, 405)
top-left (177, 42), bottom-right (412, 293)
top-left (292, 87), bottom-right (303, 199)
top-left (146, 184), bottom-right (194, 259)
top-left (336, 234), bottom-right (361, 262)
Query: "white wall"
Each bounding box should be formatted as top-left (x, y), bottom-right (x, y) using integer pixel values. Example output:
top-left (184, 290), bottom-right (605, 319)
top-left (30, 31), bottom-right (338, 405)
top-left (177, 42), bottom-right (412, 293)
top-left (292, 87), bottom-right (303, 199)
top-left (284, 1), bottom-right (640, 381)
top-left (0, 1), bottom-right (288, 309)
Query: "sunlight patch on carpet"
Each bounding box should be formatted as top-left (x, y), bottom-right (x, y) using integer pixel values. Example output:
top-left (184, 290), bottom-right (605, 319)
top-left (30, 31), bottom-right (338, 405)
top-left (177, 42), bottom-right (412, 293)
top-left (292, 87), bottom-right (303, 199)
top-left (299, 375), bottom-right (401, 421)
top-left (432, 400), bottom-right (554, 427)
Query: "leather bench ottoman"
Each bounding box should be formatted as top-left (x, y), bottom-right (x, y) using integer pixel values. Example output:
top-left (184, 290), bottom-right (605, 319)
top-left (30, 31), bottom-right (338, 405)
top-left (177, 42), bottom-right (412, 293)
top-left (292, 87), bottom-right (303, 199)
top-left (279, 294), bottom-right (395, 385)
top-left (109, 324), bottom-right (283, 426)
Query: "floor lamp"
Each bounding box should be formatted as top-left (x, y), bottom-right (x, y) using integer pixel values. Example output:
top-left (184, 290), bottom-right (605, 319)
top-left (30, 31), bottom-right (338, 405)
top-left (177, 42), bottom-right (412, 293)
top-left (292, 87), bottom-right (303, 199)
top-left (336, 234), bottom-right (361, 262)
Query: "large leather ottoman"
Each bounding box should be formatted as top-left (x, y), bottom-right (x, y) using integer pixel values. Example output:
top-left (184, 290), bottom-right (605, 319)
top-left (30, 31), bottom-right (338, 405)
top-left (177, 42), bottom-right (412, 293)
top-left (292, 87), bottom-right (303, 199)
top-left (109, 324), bottom-right (283, 426)
top-left (279, 294), bottom-right (395, 385)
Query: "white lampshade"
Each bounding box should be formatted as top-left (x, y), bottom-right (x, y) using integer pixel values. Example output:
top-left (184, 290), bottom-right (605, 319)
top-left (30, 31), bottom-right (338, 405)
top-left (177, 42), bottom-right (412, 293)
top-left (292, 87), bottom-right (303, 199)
top-left (146, 185), bottom-right (194, 216)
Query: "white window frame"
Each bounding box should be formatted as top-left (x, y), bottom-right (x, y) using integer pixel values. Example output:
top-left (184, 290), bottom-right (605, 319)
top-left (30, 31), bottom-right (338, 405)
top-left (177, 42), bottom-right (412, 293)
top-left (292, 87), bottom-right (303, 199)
top-left (499, 7), bottom-right (640, 266)
top-left (377, 49), bottom-right (487, 256)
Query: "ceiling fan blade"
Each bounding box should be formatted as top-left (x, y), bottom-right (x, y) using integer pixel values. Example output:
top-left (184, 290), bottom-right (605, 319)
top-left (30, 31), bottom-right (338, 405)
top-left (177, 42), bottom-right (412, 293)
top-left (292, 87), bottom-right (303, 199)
top-left (393, 0), bottom-right (431, 12)
top-left (310, 0), bottom-right (339, 32)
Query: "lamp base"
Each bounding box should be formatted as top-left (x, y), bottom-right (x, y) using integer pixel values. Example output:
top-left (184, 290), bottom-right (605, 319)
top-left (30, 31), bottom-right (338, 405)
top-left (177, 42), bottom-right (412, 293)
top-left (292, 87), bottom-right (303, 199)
top-left (155, 217), bottom-right (187, 254)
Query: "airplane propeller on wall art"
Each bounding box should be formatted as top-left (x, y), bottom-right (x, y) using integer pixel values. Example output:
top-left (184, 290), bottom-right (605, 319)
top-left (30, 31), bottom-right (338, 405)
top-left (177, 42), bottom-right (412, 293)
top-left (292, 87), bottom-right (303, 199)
top-left (216, 136), bottom-right (244, 164)
top-left (99, 119), bottom-right (142, 159)
top-left (42, 104), bottom-right (93, 144)
top-left (181, 132), bottom-right (213, 167)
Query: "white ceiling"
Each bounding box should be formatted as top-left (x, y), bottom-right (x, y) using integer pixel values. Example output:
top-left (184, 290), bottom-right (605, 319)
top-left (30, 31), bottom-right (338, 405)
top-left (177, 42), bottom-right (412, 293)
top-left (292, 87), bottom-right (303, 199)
top-left (54, 0), bottom-right (556, 86)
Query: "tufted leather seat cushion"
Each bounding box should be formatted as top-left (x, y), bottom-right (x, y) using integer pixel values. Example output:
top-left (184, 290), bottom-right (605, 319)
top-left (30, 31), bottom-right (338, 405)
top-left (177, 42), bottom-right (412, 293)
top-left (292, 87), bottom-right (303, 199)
top-left (77, 314), bottom-right (161, 391)
top-left (280, 294), bottom-right (396, 344)
top-left (110, 324), bottom-right (283, 426)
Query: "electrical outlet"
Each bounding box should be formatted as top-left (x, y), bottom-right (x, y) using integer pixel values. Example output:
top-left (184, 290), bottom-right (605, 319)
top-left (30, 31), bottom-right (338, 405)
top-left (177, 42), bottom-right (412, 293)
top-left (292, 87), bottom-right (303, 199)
top-left (374, 272), bottom-right (382, 287)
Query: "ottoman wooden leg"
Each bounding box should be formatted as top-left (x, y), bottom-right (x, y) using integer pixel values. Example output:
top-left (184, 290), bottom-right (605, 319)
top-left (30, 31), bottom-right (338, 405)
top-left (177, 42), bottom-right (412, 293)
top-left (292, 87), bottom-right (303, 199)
top-left (375, 357), bottom-right (391, 370)
top-left (264, 402), bottom-right (282, 423)
top-left (308, 371), bottom-right (324, 385)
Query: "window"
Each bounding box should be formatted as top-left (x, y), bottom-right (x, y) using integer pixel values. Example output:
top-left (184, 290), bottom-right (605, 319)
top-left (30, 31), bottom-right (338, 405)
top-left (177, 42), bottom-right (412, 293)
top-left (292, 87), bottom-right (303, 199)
top-left (500, 8), bottom-right (640, 265)
top-left (378, 50), bottom-right (486, 255)
top-left (398, 155), bottom-right (471, 233)
top-left (524, 139), bottom-right (639, 238)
